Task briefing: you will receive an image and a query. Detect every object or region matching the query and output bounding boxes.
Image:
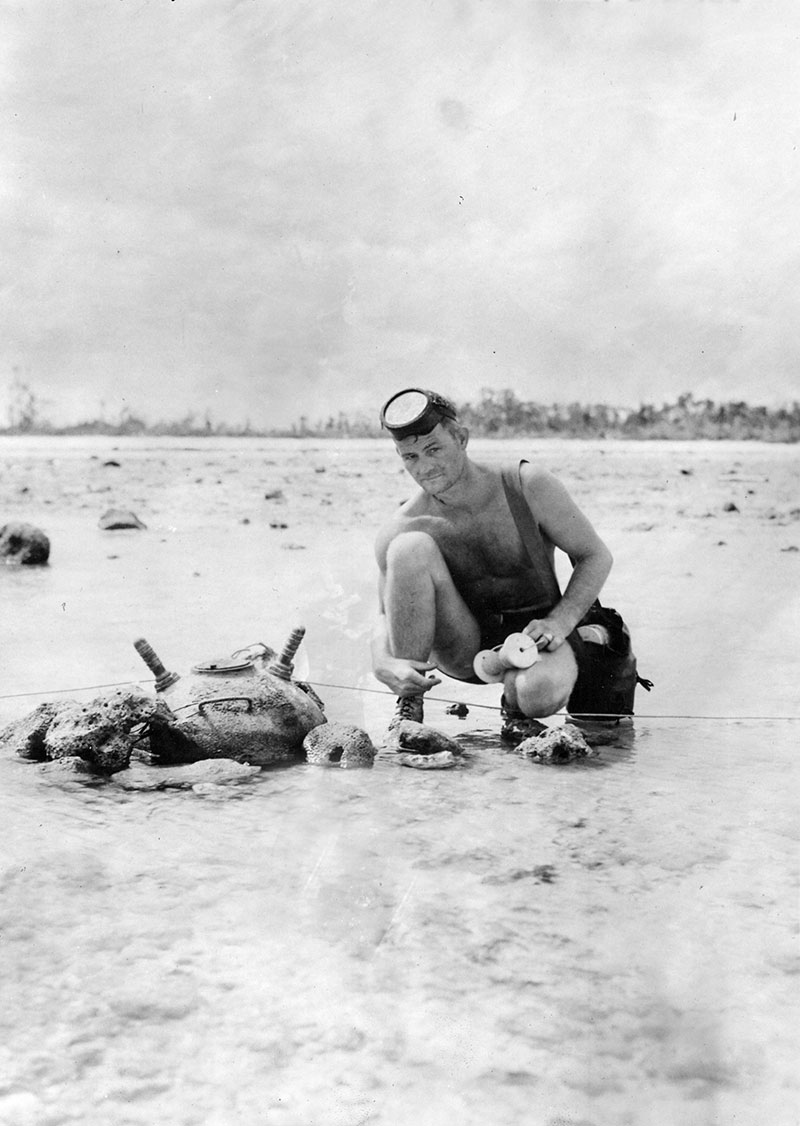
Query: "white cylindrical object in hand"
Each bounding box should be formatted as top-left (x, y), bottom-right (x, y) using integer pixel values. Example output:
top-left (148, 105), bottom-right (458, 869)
top-left (472, 647), bottom-right (506, 683)
top-left (499, 632), bottom-right (540, 669)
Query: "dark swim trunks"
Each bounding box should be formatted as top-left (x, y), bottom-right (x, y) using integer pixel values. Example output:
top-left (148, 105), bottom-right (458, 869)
top-left (477, 604), bottom-right (548, 652)
top-left (451, 602), bottom-right (584, 686)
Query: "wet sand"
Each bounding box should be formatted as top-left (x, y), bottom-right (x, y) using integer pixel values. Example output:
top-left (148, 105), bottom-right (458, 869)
top-left (1, 436), bottom-right (798, 1126)
top-left (1, 435), bottom-right (798, 723)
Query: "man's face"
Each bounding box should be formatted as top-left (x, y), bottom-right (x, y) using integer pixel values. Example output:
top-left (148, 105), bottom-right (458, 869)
top-left (393, 423), bottom-right (467, 495)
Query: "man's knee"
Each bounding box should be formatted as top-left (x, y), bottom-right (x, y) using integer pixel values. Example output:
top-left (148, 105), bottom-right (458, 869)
top-left (506, 646), bottom-right (578, 718)
top-left (386, 531), bottom-right (445, 575)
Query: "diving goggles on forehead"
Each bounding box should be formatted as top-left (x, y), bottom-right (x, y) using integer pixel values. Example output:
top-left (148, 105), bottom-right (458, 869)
top-left (379, 388), bottom-right (458, 439)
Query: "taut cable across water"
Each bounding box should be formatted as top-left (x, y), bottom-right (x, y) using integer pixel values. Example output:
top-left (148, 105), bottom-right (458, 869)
top-left (0, 678), bottom-right (797, 722)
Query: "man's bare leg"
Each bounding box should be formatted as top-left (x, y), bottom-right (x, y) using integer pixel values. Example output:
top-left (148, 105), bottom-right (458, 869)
top-left (503, 643), bottom-right (579, 718)
top-left (385, 531), bottom-right (480, 684)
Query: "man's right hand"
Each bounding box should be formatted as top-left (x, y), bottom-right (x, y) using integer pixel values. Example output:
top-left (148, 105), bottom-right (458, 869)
top-left (374, 658), bottom-right (442, 697)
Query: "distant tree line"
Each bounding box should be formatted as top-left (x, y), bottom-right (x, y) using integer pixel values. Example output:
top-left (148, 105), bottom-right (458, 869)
top-left (452, 389), bottom-right (800, 442)
top-left (2, 381), bottom-right (798, 441)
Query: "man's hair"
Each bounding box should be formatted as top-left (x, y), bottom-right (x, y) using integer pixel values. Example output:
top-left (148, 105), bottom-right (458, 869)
top-left (439, 415), bottom-right (463, 437)
top-left (431, 392), bottom-right (458, 419)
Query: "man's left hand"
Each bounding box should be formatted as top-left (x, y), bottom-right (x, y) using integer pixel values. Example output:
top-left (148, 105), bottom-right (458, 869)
top-left (523, 618), bottom-right (567, 652)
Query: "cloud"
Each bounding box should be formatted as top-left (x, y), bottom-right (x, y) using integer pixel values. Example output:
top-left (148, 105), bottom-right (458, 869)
top-left (3, 0), bottom-right (799, 428)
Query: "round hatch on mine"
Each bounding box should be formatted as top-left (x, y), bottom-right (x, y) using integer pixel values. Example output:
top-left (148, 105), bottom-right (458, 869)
top-left (191, 655), bottom-right (255, 674)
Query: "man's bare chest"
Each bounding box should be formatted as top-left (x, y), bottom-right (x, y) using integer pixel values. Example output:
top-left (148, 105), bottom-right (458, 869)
top-left (403, 504), bottom-right (529, 580)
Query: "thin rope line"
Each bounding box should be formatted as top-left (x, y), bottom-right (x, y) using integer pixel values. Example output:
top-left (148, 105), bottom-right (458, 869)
top-left (303, 682), bottom-right (800, 721)
top-left (0, 680), bottom-right (139, 700)
top-left (1, 677), bottom-right (798, 722)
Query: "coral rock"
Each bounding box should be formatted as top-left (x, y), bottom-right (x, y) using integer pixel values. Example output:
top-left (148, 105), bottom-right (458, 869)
top-left (445, 702), bottom-right (469, 718)
top-left (44, 689), bottom-right (170, 773)
top-left (0, 702), bottom-right (60, 759)
top-left (386, 719), bottom-right (462, 769)
top-left (515, 723), bottom-right (597, 764)
top-left (0, 522), bottom-right (50, 564)
top-left (303, 722), bottom-right (376, 768)
top-left (1, 689), bottom-right (171, 774)
top-left (99, 509), bottom-right (147, 530)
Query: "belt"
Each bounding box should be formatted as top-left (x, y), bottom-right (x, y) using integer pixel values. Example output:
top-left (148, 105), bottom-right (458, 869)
top-left (495, 604), bottom-right (547, 625)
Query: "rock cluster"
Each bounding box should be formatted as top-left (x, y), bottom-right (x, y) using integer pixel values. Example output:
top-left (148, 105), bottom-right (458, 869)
top-left (2, 632), bottom-right (607, 786)
top-left (1, 677), bottom-right (377, 783)
top-left (0, 689), bottom-right (171, 773)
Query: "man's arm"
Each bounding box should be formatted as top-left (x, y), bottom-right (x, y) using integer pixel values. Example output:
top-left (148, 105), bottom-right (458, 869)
top-left (520, 465), bottom-right (613, 650)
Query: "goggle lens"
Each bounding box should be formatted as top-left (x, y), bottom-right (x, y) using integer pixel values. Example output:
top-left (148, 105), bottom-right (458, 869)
top-left (381, 390), bottom-right (430, 428)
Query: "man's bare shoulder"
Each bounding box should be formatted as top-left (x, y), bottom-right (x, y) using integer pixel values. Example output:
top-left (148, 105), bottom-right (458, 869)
top-left (518, 461), bottom-right (560, 490)
top-left (517, 462), bottom-right (566, 508)
top-left (518, 460), bottom-right (602, 552)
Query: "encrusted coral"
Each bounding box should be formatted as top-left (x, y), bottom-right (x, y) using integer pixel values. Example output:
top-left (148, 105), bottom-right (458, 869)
top-left (303, 722), bottom-right (376, 768)
top-left (0, 689), bottom-right (171, 774)
top-left (385, 719), bottom-right (462, 769)
top-left (515, 723), bottom-right (598, 764)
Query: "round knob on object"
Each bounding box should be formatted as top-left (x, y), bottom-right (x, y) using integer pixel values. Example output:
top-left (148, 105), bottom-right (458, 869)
top-left (134, 638), bottom-right (180, 691)
top-left (267, 626), bottom-right (306, 681)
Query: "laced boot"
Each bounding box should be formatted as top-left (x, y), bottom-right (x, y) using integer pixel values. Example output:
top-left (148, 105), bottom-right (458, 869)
top-left (499, 695), bottom-right (547, 746)
top-left (388, 694), bottom-right (424, 732)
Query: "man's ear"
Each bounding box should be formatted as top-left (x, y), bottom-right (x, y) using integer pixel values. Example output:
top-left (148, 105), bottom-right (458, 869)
top-left (459, 425), bottom-right (469, 447)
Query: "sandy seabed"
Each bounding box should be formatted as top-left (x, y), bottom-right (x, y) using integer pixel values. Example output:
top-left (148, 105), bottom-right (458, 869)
top-left (1, 436), bottom-right (798, 1126)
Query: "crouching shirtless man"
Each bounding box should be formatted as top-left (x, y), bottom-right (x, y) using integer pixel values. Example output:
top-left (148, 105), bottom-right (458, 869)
top-left (371, 388), bottom-right (640, 742)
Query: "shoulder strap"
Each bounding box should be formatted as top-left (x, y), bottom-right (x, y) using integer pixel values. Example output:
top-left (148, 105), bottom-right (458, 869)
top-left (500, 460), bottom-right (561, 604)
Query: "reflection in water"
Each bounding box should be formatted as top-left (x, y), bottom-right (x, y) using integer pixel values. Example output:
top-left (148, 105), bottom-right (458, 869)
top-left (573, 718), bottom-right (639, 768)
top-left (1, 718), bottom-right (796, 1126)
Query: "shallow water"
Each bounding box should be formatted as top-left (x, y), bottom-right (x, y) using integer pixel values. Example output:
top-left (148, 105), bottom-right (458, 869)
top-left (1, 438), bottom-right (798, 1125)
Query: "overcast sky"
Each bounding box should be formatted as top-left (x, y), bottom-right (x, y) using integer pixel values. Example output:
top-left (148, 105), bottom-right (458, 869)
top-left (3, 0), bottom-right (798, 428)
